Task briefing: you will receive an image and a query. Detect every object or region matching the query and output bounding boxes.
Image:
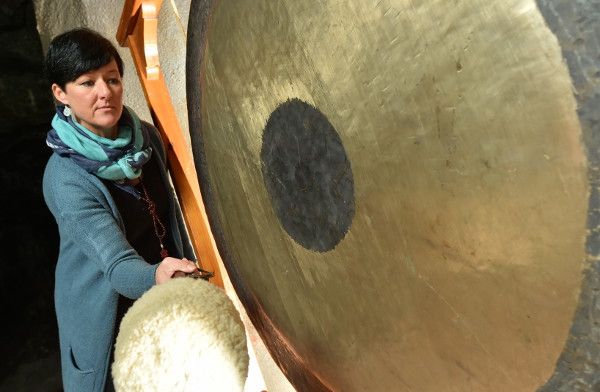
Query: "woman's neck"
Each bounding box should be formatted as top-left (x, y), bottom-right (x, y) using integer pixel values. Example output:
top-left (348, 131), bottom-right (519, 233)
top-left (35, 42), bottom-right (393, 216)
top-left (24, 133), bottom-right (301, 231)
top-left (77, 118), bottom-right (118, 139)
top-left (95, 126), bottom-right (118, 140)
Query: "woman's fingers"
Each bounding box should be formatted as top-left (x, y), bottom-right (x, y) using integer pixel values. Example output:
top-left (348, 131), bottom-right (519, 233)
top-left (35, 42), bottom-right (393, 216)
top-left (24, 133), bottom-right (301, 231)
top-left (167, 257), bottom-right (196, 273)
top-left (180, 258), bottom-right (198, 273)
top-left (155, 257), bottom-right (198, 284)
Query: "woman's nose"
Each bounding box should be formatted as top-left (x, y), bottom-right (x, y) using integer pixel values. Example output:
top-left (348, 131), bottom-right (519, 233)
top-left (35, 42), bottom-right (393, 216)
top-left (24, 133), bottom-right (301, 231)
top-left (96, 80), bottom-right (112, 99)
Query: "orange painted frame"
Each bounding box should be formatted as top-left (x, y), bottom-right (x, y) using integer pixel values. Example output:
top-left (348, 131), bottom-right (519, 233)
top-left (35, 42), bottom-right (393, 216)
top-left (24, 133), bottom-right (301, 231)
top-left (116, 0), bottom-right (224, 288)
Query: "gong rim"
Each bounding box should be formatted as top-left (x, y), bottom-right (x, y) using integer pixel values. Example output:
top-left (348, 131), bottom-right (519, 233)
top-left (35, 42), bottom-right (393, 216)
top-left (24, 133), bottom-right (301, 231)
top-left (186, 0), bottom-right (331, 389)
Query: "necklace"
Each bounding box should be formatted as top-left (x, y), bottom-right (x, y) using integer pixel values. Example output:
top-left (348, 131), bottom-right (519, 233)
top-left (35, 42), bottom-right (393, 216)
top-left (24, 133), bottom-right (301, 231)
top-left (139, 180), bottom-right (169, 259)
top-left (138, 179), bottom-right (215, 280)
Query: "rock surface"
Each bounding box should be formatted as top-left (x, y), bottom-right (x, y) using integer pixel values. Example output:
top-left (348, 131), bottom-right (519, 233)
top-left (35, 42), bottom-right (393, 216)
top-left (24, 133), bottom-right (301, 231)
top-left (0, 0), bottom-right (60, 391)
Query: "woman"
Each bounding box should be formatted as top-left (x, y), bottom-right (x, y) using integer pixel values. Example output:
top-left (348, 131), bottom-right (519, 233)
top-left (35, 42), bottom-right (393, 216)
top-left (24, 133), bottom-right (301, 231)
top-left (43, 28), bottom-right (198, 392)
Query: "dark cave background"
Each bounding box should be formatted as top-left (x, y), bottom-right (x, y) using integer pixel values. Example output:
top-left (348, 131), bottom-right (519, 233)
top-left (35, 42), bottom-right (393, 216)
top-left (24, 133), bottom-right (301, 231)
top-left (0, 0), bottom-right (62, 390)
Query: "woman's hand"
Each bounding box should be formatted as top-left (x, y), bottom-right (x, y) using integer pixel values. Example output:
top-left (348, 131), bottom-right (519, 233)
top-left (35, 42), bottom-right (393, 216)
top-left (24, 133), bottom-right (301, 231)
top-left (155, 257), bottom-right (198, 284)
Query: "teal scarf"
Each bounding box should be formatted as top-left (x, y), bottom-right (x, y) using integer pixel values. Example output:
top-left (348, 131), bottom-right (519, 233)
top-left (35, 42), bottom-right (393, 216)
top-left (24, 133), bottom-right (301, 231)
top-left (47, 105), bottom-right (152, 182)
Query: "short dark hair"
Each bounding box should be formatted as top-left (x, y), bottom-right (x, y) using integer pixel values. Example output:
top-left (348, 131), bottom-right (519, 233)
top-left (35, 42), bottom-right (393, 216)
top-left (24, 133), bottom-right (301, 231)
top-left (45, 28), bottom-right (124, 89)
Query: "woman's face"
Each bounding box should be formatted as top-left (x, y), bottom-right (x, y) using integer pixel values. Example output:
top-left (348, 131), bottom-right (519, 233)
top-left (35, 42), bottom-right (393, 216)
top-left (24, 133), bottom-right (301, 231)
top-left (52, 59), bottom-right (123, 138)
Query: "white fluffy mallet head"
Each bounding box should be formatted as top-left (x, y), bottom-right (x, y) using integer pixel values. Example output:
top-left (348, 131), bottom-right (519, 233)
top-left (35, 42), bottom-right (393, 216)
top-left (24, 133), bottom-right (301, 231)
top-left (112, 277), bottom-right (249, 391)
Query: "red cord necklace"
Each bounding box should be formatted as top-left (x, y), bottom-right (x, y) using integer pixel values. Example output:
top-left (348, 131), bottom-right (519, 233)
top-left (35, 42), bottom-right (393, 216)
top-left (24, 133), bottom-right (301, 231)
top-left (139, 180), bottom-right (169, 259)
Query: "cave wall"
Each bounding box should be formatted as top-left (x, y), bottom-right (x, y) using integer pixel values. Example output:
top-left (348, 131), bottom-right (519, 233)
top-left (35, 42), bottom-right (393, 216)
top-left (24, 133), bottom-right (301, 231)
top-left (0, 0), bottom-right (60, 391)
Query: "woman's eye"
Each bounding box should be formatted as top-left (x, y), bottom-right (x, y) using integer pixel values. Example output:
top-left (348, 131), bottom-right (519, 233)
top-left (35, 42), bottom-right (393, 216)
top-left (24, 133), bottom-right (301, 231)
top-left (80, 80), bottom-right (94, 87)
top-left (108, 78), bottom-right (121, 85)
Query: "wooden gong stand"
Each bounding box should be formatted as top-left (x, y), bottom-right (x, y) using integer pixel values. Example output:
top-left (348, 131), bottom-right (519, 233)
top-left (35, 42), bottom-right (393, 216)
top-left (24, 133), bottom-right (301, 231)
top-left (116, 0), bottom-right (224, 288)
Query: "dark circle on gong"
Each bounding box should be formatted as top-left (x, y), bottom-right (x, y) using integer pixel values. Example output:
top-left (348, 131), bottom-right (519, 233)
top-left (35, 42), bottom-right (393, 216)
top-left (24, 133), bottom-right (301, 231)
top-left (260, 98), bottom-right (355, 252)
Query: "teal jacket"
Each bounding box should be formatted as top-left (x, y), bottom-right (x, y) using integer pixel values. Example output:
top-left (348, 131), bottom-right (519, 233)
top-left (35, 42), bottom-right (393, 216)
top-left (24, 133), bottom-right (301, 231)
top-left (43, 122), bottom-right (194, 392)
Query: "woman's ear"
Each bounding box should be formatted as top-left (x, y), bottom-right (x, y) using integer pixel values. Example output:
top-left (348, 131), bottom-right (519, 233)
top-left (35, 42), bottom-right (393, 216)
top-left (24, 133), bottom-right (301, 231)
top-left (51, 83), bottom-right (68, 105)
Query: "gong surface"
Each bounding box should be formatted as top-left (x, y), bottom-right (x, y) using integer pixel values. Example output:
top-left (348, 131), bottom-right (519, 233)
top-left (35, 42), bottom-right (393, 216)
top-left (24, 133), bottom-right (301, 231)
top-left (186, 1), bottom-right (591, 390)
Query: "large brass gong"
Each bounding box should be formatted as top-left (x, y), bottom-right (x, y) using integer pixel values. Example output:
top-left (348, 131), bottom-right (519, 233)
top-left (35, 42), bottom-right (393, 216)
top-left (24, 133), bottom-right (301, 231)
top-left (186, 0), bottom-right (599, 390)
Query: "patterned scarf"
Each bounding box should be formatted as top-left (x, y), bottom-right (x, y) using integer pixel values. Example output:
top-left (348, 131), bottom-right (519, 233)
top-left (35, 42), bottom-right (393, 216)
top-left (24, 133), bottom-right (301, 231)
top-left (46, 105), bottom-right (152, 196)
